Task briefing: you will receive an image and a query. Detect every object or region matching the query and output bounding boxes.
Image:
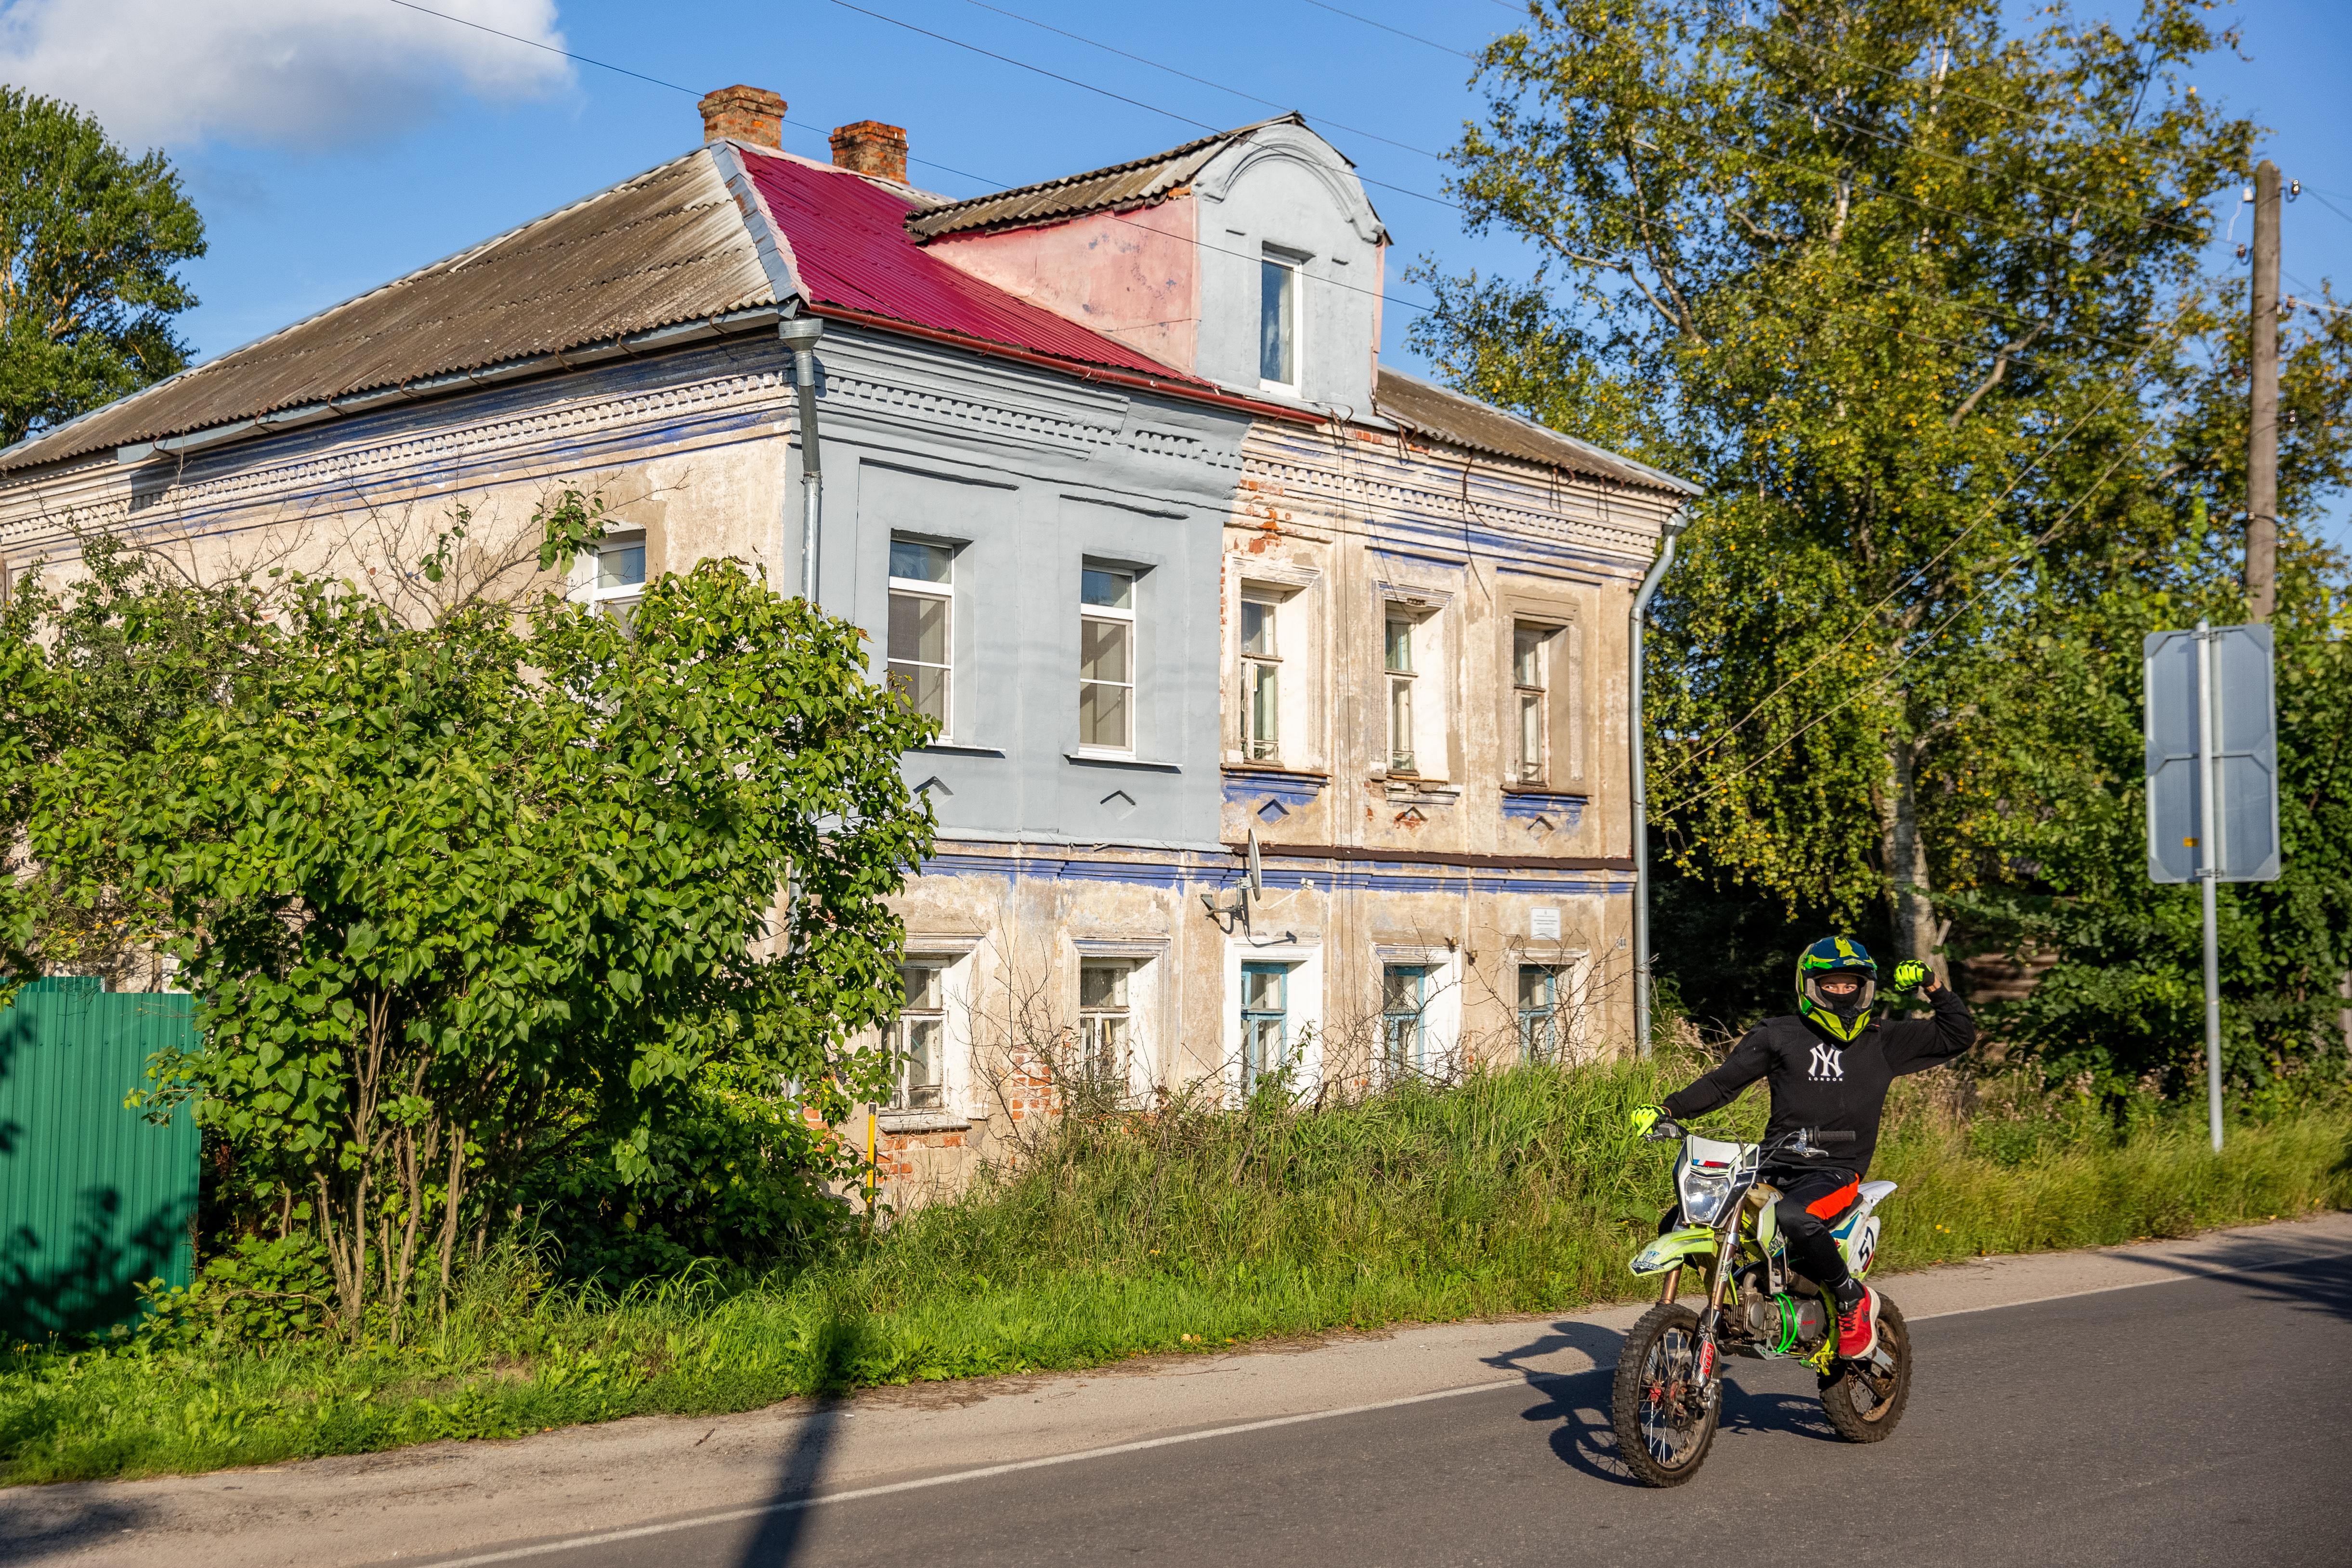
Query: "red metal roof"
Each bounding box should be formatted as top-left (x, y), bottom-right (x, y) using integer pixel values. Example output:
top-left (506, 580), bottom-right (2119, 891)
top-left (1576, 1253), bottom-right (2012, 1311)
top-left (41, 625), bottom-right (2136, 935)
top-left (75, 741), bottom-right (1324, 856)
top-left (740, 148), bottom-right (1208, 387)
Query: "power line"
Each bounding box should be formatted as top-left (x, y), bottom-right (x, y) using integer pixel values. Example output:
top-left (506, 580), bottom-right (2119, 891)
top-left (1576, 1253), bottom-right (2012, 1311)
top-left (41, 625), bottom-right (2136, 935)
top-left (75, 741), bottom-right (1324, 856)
top-left (959, 0), bottom-right (1449, 164)
top-left (371, 0), bottom-right (1448, 324)
top-left (1297, 0), bottom-right (1477, 59)
top-left (826, 0), bottom-right (1466, 211)
top-left (381, 0), bottom-right (699, 94)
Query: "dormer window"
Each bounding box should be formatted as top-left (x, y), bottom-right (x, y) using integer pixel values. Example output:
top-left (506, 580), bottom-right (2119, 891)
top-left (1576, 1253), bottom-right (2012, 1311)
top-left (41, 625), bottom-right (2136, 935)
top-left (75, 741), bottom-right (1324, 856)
top-left (1260, 249), bottom-right (1301, 392)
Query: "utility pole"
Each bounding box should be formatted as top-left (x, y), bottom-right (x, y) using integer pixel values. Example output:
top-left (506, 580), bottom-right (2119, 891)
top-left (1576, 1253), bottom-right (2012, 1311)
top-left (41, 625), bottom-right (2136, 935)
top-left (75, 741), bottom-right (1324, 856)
top-left (2247, 160), bottom-right (2280, 622)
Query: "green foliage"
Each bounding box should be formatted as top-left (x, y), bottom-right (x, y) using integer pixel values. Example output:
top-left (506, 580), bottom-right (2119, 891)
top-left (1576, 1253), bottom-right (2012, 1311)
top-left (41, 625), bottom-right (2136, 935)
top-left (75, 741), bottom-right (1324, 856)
top-left (1416, 0), bottom-right (2352, 1082)
top-left (4, 497), bottom-right (936, 1335)
top-left (521, 1062), bottom-right (858, 1283)
top-left (6, 1060), bottom-right (2350, 1482)
top-left (134, 1235), bottom-right (339, 1352)
top-left (0, 87), bottom-right (205, 445)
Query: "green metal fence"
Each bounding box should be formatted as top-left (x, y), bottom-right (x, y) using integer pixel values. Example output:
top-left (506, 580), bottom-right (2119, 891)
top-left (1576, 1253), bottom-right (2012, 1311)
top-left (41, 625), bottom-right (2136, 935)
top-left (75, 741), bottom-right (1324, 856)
top-left (0, 979), bottom-right (202, 1342)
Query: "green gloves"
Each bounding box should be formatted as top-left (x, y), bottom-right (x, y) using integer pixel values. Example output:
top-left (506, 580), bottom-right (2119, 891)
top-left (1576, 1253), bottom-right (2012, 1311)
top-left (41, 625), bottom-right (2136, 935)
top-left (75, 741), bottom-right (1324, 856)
top-left (1630, 1104), bottom-right (1662, 1137)
top-left (1892, 959), bottom-right (1931, 993)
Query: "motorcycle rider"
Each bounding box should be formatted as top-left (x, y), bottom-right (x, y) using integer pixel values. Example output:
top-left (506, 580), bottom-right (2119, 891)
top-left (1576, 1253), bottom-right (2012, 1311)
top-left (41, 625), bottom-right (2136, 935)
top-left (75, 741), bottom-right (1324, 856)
top-left (1632, 938), bottom-right (1975, 1361)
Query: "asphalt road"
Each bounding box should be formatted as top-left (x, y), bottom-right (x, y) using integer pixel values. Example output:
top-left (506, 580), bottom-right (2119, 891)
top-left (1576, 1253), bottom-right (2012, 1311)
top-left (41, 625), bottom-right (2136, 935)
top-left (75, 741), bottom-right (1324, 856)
top-left (404, 1247), bottom-right (2352, 1568)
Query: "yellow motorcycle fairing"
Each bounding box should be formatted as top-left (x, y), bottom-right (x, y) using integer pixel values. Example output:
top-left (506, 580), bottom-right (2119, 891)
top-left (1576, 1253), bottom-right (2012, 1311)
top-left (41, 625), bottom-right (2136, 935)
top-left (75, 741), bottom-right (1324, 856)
top-left (1630, 1225), bottom-right (1719, 1277)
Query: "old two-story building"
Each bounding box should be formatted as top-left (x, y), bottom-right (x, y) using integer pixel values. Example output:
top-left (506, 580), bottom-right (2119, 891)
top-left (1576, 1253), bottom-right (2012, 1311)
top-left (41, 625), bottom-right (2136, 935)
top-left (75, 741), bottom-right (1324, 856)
top-left (0, 88), bottom-right (1693, 1199)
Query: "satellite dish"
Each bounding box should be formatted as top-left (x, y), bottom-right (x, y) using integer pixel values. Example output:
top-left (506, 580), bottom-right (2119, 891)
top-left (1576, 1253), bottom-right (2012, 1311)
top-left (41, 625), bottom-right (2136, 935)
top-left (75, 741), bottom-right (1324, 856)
top-left (1246, 827), bottom-right (1264, 903)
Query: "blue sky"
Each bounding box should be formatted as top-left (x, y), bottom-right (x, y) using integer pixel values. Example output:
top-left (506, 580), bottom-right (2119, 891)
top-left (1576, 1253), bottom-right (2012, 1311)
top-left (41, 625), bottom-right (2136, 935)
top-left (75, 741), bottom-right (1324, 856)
top-left (14, 0), bottom-right (2348, 542)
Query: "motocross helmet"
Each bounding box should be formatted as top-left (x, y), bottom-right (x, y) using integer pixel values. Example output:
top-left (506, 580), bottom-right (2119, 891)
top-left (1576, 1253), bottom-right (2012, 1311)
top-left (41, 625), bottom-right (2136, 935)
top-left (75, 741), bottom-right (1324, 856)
top-left (1796, 936), bottom-right (1878, 1043)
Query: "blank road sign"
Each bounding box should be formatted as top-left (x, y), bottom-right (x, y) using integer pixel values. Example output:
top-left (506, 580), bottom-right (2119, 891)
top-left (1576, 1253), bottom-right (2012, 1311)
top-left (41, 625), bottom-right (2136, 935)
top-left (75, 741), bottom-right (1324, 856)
top-left (2144, 625), bottom-right (2280, 883)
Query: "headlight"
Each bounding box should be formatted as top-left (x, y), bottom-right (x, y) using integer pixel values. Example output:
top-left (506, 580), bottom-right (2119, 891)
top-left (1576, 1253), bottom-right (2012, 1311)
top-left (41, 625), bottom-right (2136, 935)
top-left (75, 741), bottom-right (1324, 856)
top-left (1679, 1170), bottom-right (1733, 1225)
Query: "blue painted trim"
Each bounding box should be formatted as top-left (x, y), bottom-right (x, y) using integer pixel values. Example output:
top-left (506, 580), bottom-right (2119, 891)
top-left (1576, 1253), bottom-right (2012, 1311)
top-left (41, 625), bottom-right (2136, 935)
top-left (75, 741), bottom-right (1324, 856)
top-left (918, 845), bottom-right (1633, 897)
top-left (1501, 791), bottom-right (1588, 827)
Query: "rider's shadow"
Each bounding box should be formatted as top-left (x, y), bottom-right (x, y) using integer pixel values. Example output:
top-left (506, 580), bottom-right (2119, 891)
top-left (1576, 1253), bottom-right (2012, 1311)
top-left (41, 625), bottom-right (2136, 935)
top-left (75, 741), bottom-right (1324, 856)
top-left (1490, 1320), bottom-right (1845, 1486)
top-left (1716, 1374), bottom-right (1839, 1440)
top-left (1484, 1320), bottom-right (1646, 1487)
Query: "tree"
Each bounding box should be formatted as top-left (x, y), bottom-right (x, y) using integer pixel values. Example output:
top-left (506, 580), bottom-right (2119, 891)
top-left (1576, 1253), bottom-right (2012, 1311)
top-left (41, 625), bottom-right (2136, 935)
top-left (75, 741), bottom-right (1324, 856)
top-left (1419, 0), bottom-right (2352, 1089)
top-left (15, 501), bottom-right (935, 1331)
top-left (0, 87), bottom-right (205, 447)
top-left (1416, 0), bottom-right (2251, 958)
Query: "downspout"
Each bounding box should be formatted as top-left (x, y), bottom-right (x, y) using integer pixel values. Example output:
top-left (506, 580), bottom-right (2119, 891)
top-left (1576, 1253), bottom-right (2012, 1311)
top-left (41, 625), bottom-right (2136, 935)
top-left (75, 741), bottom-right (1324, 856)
top-left (780, 314), bottom-right (826, 604)
top-left (1630, 510), bottom-right (1688, 1057)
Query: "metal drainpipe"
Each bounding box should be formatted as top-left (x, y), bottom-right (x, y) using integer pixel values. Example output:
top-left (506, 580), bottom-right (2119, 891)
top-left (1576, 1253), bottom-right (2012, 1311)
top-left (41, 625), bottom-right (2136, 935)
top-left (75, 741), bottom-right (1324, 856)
top-left (1629, 511), bottom-right (1688, 1057)
top-left (779, 315), bottom-right (826, 604)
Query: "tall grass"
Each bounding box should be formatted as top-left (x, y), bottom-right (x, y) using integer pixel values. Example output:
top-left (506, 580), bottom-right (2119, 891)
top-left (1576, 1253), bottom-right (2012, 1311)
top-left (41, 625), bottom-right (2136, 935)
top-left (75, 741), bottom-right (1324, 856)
top-left (6, 1057), bottom-right (2348, 1484)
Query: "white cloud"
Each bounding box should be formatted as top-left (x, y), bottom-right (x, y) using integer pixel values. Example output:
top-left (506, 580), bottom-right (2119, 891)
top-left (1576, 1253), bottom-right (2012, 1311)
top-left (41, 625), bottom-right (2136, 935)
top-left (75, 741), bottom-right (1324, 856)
top-left (0, 0), bottom-right (575, 151)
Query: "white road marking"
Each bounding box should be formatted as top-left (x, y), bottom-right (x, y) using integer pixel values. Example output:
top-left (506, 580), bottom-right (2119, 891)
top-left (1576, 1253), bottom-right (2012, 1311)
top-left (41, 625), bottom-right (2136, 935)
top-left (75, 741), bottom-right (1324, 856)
top-left (410, 1241), bottom-right (2352, 1567)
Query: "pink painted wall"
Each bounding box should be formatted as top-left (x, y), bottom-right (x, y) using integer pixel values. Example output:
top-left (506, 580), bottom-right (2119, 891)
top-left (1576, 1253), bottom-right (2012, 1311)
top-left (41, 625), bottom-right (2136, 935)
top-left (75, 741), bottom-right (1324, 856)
top-left (926, 199), bottom-right (1199, 375)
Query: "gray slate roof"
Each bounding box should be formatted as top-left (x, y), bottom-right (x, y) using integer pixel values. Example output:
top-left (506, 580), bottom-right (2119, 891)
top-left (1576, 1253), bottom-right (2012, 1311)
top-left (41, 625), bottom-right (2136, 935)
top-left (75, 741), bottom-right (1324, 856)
top-left (907, 117), bottom-right (1299, 241)
top-left (1372, 367), bottom-right (1700, 497)
top-left (0, 151), bottom-right (774, 474)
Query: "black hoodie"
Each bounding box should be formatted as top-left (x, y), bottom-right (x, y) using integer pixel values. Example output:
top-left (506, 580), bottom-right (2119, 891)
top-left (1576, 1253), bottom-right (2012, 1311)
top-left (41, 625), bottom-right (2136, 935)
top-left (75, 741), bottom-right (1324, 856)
top-left (1660, 988), bottom-right (1976, 1173)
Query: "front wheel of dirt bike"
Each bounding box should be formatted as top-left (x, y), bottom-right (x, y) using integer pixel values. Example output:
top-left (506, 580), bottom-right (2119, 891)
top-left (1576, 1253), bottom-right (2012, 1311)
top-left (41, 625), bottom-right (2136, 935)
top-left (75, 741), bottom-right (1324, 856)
top-left (1819, 1292), bottom-right (1911, 1442)
top-left (1611, 1300), bottom-right (1721, 1486)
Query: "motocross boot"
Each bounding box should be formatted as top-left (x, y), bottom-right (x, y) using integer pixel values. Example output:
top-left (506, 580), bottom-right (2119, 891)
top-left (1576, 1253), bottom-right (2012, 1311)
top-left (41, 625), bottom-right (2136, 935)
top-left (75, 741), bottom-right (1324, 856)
top-left (1834, 1286), bottom-right (1880, 1360)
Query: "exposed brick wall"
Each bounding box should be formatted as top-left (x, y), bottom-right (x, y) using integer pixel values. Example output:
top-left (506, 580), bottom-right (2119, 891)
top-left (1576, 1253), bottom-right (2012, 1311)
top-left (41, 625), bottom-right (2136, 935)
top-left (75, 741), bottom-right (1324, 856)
top-left (830, 120), bottom-right (909, 184)
top-left (700, 85), bottom-right (786, 149)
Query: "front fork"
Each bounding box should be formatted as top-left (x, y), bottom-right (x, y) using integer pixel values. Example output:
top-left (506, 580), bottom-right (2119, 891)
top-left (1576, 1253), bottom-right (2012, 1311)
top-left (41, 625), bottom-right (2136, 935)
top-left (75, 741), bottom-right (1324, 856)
top-left (1662, 1228), bottom-right (1739, 1399)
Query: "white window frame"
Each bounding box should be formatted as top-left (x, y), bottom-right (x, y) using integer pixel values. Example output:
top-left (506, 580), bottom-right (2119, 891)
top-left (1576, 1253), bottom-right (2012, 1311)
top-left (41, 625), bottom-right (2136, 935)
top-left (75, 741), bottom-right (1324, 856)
top-left (1224, 937), bottom-right (1322, 1100)
top-left (1258, 248), bottom-right (1304, 395)
top-left (887, 536), bottom-right (954, 737)
top-left (578, 529), bottom-right (647, 623)
top-left (889, 960), bottom-right (948, 1112)
top-left (1078, 564), bottom-right (1137, 757)
top-left (1511, 622), bottom-right (1555, 787)
top-left (1385, 612), bottom-right (1415, 773)
top-left (1077, 959), bottom-right (1134, 1094)
top-left (1516, 950), bottom-right (1592, 1064)
top-left (1239, 593), bottom-right (1281, 761)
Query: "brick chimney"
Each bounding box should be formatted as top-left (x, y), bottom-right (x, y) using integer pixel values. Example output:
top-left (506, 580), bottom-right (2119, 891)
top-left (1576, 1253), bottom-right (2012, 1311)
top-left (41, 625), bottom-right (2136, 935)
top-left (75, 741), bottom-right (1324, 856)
top-left (830, 120), bottom-right (908, 184)
top-left (699, 85), bottom-right (785, 149)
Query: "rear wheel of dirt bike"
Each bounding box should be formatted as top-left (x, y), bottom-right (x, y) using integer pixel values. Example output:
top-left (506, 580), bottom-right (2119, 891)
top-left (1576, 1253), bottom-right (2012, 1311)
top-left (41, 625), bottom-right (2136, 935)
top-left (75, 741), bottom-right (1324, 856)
top-left (1611, 1300), bottom-right (1721, 1487)
top-left (1819, 1292), bottom-right (1911, 1442)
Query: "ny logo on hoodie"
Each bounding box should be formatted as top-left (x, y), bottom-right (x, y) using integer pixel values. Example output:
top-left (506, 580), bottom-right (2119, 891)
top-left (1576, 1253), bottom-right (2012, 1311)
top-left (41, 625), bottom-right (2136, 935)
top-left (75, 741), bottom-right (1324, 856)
top-left (1808, 1043), bottom-right (1844, 1081)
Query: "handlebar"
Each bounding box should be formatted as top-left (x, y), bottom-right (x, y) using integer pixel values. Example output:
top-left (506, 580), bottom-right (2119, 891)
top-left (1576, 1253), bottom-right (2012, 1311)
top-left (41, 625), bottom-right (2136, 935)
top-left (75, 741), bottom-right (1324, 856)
top-left (1644, 1122), bottom-right (1855, 1153)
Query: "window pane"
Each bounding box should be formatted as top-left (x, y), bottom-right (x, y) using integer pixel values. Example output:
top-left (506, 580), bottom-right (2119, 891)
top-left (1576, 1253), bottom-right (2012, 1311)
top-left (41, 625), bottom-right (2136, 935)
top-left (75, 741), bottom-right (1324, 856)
top-left (1517, 965), bottom-right (1556, 1011)
top-left (889, 590), bottom-right (949, 666)
top-left (1514, 625), bottom-right (1544, 688)
top-left (1260, 259), bottom-right (1296, 384)
top-left (902, 964), bottom-right (940, 1011)
top-left (889, 539), bottom-right (952, 584)
top-left (1079, 679), bottom-right (1131, 750)
top-left (1079, 962), bottom-right (1128, 1010)
top-left (888, 661), bottom-right (948, 721)
top-left (1389, 678), bottom-right (1414, 772)
top-left (1383, 965), bottom-right (1425, 1013)
top-left (1081, 568), bottom-right (1133, 609)
top-left (1240, 599), bottom-right (1275, 656)
top-left (598, 545), bottom-right (645, 590)
top-left (1517, 692), bottom-right (1543, 780)
top-left (1246, 662), bottom-right (1278, 755)
top-left (1385, 616), bottom-right (1413, 673)
top-left (1242, 963), bottom-right (1286, 1012)
top-left (1079, 616), bottom-right (1132, 685)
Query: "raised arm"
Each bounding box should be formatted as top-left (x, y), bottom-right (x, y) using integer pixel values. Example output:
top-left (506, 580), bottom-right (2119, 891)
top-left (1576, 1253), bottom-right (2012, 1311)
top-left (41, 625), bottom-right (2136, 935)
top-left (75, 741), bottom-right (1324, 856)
top-left (1661, 1027), bottom-right (1774, 1120)
top-left (1885, 971), bottom-right (1976, 1074)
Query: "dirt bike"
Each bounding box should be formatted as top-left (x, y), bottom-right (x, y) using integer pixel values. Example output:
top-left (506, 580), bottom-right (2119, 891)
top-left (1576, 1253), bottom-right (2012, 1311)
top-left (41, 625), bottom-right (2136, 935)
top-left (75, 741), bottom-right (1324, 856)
top-left (1609, 1117), bottom-right (1912, 1486)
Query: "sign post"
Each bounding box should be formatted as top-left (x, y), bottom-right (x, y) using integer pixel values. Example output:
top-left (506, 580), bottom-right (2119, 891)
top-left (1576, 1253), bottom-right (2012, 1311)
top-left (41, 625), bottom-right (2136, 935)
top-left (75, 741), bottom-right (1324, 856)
top-left (2144, 622), bottom-right (2281, 1151)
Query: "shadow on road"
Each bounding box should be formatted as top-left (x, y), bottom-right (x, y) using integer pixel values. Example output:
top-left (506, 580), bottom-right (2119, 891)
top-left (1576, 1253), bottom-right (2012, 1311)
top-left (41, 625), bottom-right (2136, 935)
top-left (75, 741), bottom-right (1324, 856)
top-left (0, 1486), bottom-right (155, 1566)
top-left (728, 1393), bottom-right (845, 1568)
top-left (2081, 1229), bottom-right (2352, 1326)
